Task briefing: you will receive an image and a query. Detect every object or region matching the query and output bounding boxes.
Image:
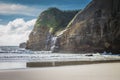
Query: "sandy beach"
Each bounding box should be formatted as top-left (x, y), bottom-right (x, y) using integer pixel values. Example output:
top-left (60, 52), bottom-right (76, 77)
top-left (0, 63), bottom-right (120, 80)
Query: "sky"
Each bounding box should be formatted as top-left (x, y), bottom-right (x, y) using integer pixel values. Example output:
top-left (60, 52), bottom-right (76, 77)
top-left (0, 0), bottom-right (91, 46)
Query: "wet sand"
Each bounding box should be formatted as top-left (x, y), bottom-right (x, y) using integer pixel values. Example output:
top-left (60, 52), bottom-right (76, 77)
top-left (0, 63), bottom-right (120, 80)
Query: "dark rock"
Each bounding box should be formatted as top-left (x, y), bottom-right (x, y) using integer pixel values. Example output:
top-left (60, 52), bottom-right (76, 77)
top-left (85, 54), bottom-right (93, 56)
top-left (19, 42), bottom-right (26, 48)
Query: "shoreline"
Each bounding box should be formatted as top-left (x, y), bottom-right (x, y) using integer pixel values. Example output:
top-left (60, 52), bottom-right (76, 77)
top-left (27, 60), bottom-right (120, 67)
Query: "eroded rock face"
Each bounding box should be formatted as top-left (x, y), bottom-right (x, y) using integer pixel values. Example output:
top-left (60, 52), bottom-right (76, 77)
top-left (26, 8), bottom-right (79, 51)
top-left (55, 0), bottom-right (120, 53)
top-left (26, 1), bottom-right (120, 53)
top-left (26, 26), bottom-right (50, 50)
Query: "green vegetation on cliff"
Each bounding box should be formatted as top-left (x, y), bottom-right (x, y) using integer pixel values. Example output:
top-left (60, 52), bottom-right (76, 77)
top-left (35, 7), bottom-right (79, 33)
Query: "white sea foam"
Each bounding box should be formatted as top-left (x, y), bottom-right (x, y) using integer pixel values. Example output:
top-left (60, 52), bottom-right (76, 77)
top-left (0, 46), bottom-right (120, 69)
top-left (0, 53), bottom-right (120, 62)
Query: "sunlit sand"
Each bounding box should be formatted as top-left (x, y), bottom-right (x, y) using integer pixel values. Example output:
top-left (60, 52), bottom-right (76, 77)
top-left (0, 63), bottom-right (120, 80)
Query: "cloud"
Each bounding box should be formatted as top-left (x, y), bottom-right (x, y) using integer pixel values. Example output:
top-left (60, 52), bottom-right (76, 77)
top-left (0, 18), bottom-right (36, 46)
top-left (0, 3), bottom-right (43, 16)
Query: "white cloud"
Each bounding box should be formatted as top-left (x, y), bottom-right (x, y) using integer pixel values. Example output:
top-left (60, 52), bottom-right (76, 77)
top-left (0, 3), bottom-right (43, 16)
top-left (0, 18), bottom-right (36, 46)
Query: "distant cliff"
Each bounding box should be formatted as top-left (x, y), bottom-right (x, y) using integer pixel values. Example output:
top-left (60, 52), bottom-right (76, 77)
top-left (26, 8), bottom-right (79, 51)
top-left (55, 0), bottom-right (120, 53)
top-left (19, 42), bottom-right (26, 48)
top-left (26, 0), bottom-right (120, 54)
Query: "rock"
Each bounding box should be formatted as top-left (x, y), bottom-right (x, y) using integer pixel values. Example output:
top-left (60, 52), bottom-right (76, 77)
top-left (85, 54), bottom-right (93, 57)
top-left (19, 42), bottom-right (26, 48)
top-left (55, 0), bottom-right (120, 53)
top-left (26, 0), bottom-right (120, 54)
top-left (26, 8), bottom-right (79, 51)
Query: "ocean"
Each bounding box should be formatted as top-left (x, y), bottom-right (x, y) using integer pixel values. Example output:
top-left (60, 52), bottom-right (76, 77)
top-left (0, 46), bottom-right (120, 69)
top-left (0, 46), bottom-right (84, 69)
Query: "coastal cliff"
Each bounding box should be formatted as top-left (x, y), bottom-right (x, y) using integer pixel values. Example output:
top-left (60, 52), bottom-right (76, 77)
top-left (55, 0), bottom-right (120, 53)
top-left (26, 8), bottom-right (79, 51)
top-left (26, 0), bottom-right (120, 53)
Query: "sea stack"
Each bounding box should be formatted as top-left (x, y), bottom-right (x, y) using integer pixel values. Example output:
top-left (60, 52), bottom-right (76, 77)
top-left (19, 42), bottom-right (26, 48)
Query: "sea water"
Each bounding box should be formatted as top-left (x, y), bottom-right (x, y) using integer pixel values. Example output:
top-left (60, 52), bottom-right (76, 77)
top-left (0, 46), bottom-right (51, 69)
top-left (0, 46), bottom-right (120, 69)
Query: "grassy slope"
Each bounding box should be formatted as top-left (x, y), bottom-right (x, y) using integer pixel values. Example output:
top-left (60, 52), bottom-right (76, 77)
top-left (35, 7), bottom-right (79, 34)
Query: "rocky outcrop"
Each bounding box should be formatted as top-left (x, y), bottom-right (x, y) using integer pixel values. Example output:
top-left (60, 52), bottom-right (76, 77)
top-left (26, 8), bottom-right (79, 51)
top-left (55, 0), bottom-right (120, 53)
top-left (19, 42), bottom-right (26, 48)
top-left (26, 0), bottom-right (120, 53)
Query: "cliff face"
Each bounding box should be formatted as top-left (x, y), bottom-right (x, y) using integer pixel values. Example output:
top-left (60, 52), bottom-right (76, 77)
top-left (55, 0), bottom-right (120, 53)
top-left (26, 0), bottom-right (120, 53)
top-left (26, 8), bottom-right (79, 51)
